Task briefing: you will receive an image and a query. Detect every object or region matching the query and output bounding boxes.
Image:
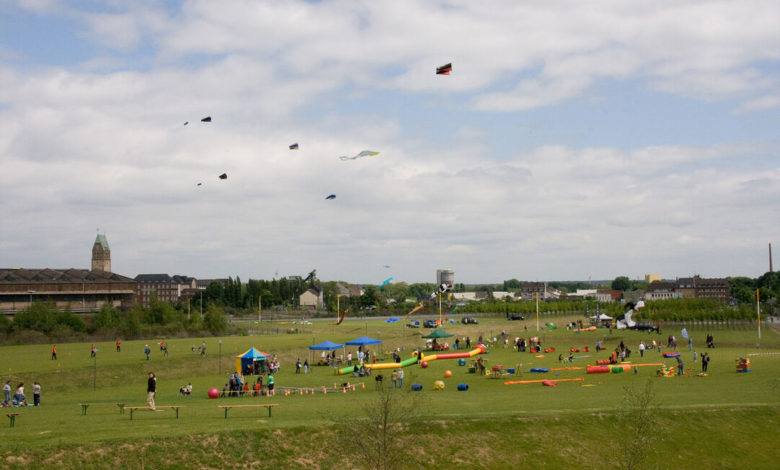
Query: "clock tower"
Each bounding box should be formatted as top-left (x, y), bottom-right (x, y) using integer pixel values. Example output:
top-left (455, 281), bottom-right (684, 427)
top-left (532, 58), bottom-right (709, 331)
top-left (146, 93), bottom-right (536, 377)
top-left (91, 234), bottom-right (111, 272)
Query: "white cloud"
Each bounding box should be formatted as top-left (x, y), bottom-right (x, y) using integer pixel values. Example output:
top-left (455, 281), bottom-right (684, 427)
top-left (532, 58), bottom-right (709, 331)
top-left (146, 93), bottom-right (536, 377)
top-left (1, 1), bottom-right (779, 282)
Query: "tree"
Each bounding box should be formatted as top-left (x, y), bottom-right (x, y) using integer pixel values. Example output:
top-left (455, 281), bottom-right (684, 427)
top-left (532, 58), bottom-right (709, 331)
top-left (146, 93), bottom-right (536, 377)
top-left (612, 276), bottom-right (631, 291)
top-left (91, 303), bottom-right (121, 330)
top-left (334, 388), bottom-right (419, 470)
top-left (203, 304), bottom-right (227, 334)
top-left (619, 380), bottom-right (663, 470)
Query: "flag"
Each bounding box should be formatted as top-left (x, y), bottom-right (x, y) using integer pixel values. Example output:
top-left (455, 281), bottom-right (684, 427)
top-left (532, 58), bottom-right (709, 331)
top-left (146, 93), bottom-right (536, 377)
top-left (681, 328), bottom-right (689, 339)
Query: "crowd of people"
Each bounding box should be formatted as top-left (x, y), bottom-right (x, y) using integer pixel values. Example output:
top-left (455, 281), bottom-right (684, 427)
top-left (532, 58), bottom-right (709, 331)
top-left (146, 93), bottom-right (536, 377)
top-left (2, 381), bottom-right (40, 407)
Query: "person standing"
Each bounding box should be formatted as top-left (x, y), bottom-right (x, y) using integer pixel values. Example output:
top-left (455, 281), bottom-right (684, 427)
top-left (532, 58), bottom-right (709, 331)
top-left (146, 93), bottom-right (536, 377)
top-left (639, 341), bottom-right (645, 357)
top-left (200, 341), bottom-right (207, 357)
top-left (347, 351), bottom-right (353, 366)
top-left (303, 360), bottom-right (309, 374)
top-left (51, 345), bottom-right (57, 360)
top-left (702, 353), bottom-right (710, 373)
top-left (144, 344), bottom-right (151, 360)
top-left (116, 339), bottom-right (121, 352)
top-left (90, 344), bottom-right (96, 358)
top-left (267, 374), bottom-right (275, 396)
top-left (163, 344), bottom-right (169, 357)
top-left (676, 357), bottom-right (684, 376)
top-left (295, 358), bottom-right (302, 374)
top-left (398, 368), bottom-right (404, 388)
top-left (32, 382), bottom-right (41, 406)
top-left (146, 372), bottom-right (156, 410)
top-left (2, 381), bottom-right (10, 404)
top-left (391, 369), bottom-right (399, 388)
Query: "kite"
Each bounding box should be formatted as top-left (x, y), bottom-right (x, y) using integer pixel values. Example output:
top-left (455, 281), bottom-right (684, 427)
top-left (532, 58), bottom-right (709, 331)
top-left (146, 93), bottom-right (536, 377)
top-left (289, 143), bottom-right (299, 150)
top-left (380, 277), bottom-right (393, 287)
top-left (333, 308), bottom-right (348, 325)
top-left (183, 121), bottom-right (189, 126)
top-left (429, 282), bottom-right (450, 299)
top-left (436, 63), bottom-right (452, 75)
top-left (197, 182), bottom-right (202, 186)
top-left (383, 265), bottom-right (391, 268)
top-left (404, 302), bottom-right (424, 320)
top-left (303, 269), bottom-right (317, 282)
top-left (218, 173), bottom-right (227, 180)
top-left (201, 116), bottom-right (212, 122)
top-left (339, 150), bottom-right (379, 161)
top-left (325, 194), bottom-right (336, 200)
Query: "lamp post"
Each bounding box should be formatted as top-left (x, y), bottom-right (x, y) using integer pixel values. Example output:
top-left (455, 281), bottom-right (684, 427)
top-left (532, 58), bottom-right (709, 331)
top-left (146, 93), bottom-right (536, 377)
top-left (27, 290), bottom-right (35, 306)
top-left (93, 349), bottom-right (98, 391)
top-left (218, 340), bottom-right (223, 375)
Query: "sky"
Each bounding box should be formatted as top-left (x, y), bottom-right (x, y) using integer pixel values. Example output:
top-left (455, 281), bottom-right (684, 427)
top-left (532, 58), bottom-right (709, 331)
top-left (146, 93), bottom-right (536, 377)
top-left (1, 0), bottom-right (779, 285)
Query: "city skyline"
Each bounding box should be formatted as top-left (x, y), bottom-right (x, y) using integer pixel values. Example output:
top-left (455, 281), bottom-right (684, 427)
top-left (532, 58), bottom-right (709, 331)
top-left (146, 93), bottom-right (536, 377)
top-left (1, 1), bottom-right (778, 284)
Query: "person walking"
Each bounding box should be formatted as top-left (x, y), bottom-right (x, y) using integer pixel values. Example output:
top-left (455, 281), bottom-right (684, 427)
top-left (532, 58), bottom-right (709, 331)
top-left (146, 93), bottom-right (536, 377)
top-left (702, 353), bottom-right (710, 373)
top-left (32, 382), bottom-right (41, 406)
top-left (200, 341), bottom-right (207, 357)
top-left (51, 345), bottom-right (57, 360)
top-left (144, 344), bottom-right (151, 360)
top-left (2, 381), bottom-right (10, 404)
top-left (146, 372), bottom-right (157, 410)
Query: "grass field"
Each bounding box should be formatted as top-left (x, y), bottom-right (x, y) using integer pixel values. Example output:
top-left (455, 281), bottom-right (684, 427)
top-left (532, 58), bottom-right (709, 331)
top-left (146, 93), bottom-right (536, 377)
top-left (1, 316), bottom-right (779, 469)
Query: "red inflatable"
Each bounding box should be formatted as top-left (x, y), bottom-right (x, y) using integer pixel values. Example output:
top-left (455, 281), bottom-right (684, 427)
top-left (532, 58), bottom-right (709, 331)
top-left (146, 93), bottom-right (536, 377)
top-left (208, 387), bottom-right (219, 399)
top-left (587, 366), bottom-right (610, 374)
top-left (542, 380), bottom-right (558, 387)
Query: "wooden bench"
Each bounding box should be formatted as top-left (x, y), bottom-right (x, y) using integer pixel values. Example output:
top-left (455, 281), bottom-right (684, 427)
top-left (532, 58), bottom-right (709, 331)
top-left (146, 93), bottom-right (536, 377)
top-left (125, 405), bottom-right (185, 420)
top-left (80, 403), bottom-right (126, 415)
top-left (218, 404), bottom-right (278, 419)
top-left (6, 413), bottom-right (20, 427)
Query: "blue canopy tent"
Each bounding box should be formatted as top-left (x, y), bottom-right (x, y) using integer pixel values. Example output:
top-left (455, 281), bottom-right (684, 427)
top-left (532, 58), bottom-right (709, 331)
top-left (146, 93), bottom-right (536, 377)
top-left (345, 337), bottom-right (382, 346)
top-left (308, 340), bottom-right (345, 366)
top-left (345, 336), bottom-right (383, 358)
top-left (235, 347), bottom-right (270, 374)
top-left (309, 340), bottom-right (344, 351)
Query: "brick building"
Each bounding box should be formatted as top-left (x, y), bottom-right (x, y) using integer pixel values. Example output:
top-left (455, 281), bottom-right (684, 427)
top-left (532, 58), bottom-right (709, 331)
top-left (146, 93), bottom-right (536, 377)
top-left (0, 235), bottom-right (136, 313)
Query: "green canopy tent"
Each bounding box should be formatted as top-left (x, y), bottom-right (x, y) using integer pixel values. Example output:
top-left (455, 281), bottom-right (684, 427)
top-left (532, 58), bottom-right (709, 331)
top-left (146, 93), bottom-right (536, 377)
top-left (422, 329), bottom-right (454, 339)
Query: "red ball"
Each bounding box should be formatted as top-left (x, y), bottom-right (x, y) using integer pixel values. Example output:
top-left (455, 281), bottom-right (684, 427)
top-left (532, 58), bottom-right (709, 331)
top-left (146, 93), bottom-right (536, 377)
top-left (444, 370), bottom-right (452, 378)
top-left (208, 387), bottom-right (219, 399)
top-left (421, 361), bottom-right (429, 368)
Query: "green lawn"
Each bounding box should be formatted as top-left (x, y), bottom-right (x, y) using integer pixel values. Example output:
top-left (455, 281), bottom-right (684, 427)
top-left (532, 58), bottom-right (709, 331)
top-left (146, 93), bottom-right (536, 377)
top-left (1, 316), bottom-right (778, 469)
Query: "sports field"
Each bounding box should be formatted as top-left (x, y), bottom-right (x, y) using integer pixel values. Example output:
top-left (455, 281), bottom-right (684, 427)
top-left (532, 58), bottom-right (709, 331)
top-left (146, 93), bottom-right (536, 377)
top-left (1, 316), bottom-right (778, 469)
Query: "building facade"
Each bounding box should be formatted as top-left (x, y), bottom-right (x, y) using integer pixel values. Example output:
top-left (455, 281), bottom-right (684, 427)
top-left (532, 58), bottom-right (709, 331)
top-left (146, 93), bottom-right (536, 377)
top-left (134, 274), bottom-right (197, 307)
top-left (0, 235), bottom-right (135, 313)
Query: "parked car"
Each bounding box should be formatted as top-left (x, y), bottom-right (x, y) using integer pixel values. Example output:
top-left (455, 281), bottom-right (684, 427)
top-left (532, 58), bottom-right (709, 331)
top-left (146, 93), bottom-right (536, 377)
top-left (461, 317), bottom-right (479, 325)
top-left (632, 322), bottom-right (657, 332)
top-left (423, 319), bottom-right (437, 328)
top-left (509, 314), bottom-right (525, 321)
top-left (406, 321), bottom-right (420, 328)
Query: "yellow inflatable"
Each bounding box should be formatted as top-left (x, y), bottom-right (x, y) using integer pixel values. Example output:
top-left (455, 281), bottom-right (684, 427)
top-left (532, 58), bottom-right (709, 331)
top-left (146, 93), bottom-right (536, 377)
top-left (433, 380), bottom-right (445, 390)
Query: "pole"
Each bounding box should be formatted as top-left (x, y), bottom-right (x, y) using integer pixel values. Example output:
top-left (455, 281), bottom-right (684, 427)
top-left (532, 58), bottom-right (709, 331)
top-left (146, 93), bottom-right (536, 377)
top-left (258, 295), bottom-right (262, 322)
top-left (757, 288), bottom-right (761, 340)
top-left (438, 292), bottom-right (442, 325)
top-left (93, 351), bottom-right (97, 391)
top-left (536, 292), bottom-right (540, 332)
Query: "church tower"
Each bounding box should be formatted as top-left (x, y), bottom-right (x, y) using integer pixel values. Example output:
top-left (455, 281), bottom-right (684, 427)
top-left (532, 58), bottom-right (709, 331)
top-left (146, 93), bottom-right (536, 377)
top-left (91, 234), bottom-right (111, 272)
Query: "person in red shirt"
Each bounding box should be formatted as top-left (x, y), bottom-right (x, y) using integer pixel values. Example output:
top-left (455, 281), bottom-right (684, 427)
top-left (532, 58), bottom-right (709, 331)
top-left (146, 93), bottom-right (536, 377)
top-left (90, 344), bottom-right (96, 358)
top-left (116, 339), bottom-right (121, 352)
top-left (51, 345), bottom-right (57, 360)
